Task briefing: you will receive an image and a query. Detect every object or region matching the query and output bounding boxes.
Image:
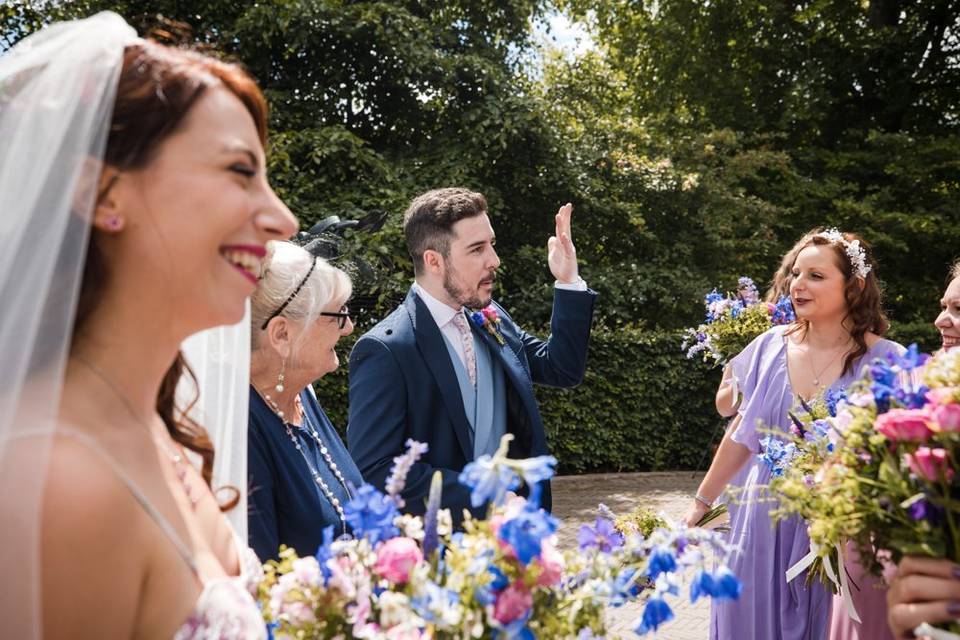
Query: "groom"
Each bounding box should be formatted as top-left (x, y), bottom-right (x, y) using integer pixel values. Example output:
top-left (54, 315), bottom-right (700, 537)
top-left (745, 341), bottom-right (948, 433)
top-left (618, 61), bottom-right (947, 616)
top-left (347, 188), bottom-right (596, 518)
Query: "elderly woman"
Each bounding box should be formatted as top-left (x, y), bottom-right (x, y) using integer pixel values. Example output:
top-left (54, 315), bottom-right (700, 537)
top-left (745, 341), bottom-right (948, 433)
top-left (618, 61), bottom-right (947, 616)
top-left (248, 241), bottom-right (362, 561)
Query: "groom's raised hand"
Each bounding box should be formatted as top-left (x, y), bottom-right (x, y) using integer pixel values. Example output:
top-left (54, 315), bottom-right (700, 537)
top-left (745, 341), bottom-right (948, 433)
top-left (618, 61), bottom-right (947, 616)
top-left (547, 202), bottom-right (579, 284)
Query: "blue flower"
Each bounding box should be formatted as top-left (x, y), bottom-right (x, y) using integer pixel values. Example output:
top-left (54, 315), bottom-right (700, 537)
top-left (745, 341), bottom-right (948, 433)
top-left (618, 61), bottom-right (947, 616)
top-left (412, 581), bottom-right (460, 623)
top-left (314, 525), bottom-right (336, 584)
top-left (577, 517), bottom-right (624, 553)
top-left (644, 546), bottom-right (677, 581)
top-left (514, 455), bottom-right (558, 486)
top-left (609, 567), bottom-right (643, 607)
top-left (498, 506), bottom-right (559, 564)
top-left (635, 594), bottom-right (675, 635)
top-left (343, 483), bottom-right (400, 545)
top-left (896, 344), bottom-right (930, 372)
top-left (907, 496), bottom-right (944, 524)
top-left (758, 436), bottom-right (797, 477)
top-left (491, 612), bottom-right (535, 640)
top-left (459, 456), bottom-right (521, 508)
top-left (475, 565), bottom-right (510, 606)
top-left (711, 566), bottom-right (742, 600)
top-left (470, 310), bottom-right (485, 327)
top-left (689, 569), bottom-right (715, 603)
top-left (771, 295), bottom-right (796, 325)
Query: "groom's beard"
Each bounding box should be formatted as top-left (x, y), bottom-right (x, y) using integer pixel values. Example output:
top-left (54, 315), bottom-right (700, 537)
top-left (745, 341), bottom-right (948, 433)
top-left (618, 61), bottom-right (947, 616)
top-left (443, 265), bottom-right (496, 310)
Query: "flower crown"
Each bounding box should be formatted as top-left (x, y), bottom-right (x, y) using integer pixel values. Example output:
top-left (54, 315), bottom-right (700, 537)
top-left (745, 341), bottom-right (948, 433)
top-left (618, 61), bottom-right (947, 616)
top-left (817, 228), bottom-right (872, 278)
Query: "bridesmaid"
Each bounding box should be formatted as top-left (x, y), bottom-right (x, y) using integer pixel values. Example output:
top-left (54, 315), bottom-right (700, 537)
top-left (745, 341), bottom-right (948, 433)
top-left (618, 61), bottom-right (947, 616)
top-left (685, 229), bottom-right (903, 640)
top-left (885, 260), bottom-right (960, 640)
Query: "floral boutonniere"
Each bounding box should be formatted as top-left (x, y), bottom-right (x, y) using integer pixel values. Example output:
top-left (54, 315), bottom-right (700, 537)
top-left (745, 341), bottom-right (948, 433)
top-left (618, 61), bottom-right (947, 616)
top-left (469, 305), bottom-right (506, 346)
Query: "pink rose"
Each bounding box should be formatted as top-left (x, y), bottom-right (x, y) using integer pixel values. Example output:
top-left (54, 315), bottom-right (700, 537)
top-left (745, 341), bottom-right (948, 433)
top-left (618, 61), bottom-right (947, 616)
top-left (536, 537), bottom-right (565, 587)
top-left (492, 582), bottom-right (532, 624)
top-left (482, 306), bottom-right (499, 321)
top-left (874, 408), bottom-right (933, 442)
top-left (905, 446), bottom-right (954, 482)
top-left (374, 537), bottom-right (422, 585)
top-left (931, 403), bottom-right (960, 433)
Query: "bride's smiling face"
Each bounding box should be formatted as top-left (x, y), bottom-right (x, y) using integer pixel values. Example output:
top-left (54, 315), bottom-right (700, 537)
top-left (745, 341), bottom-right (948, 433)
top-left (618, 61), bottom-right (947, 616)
top-left (100, 86), bottom-right (297, 335)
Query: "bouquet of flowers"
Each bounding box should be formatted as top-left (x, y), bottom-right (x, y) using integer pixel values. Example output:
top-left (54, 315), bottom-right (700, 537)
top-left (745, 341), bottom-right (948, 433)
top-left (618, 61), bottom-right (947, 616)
top-left (682, 277), bottom-right (795, 366)
top-left (258, 436), bottom-right (742, 639)
top-left (765, 346), bottom-right (960, 634)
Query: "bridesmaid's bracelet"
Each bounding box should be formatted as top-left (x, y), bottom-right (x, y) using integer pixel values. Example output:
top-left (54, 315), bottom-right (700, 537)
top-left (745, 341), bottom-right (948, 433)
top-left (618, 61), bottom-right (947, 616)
top-left (694, 493), bottom-right (714, 508)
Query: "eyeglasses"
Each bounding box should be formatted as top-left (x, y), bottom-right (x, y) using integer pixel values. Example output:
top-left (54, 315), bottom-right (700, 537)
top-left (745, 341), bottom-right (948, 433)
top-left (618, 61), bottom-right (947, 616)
top-left (319, 305), bottom-right (351, 330)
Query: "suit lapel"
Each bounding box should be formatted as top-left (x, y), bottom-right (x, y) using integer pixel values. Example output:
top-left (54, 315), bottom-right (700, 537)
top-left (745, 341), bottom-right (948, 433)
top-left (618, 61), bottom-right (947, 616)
top-left (470, 307), bottom-right (533, 395)
top-left (404, 289), bottom-right (474, 461)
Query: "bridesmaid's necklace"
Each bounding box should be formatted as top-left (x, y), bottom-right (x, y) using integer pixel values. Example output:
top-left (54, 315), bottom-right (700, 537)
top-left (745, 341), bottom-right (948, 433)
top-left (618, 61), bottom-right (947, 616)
top-left (255, 386), bottom-right (352, 534)
top-left (805, 337), bottom-right (851, 389)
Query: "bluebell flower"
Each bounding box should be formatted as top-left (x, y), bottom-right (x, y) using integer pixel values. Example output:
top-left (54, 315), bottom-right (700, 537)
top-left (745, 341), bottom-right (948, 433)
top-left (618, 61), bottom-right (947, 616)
top-left (609, 567), bottom-right (643, 607)
top-left (711, 566), bottom-right (742, 600)
top-left (497, 506), bottom-right (559, 564)
top-left (577, 517), bottom-right (624, 553)
top-left (459, 455), bottom-right (521, 508)
top-left (771, 295), bottom-right (796, 325)
top-left (635, 594), bottom-right (675, 635)
top-left (343, 483), bottom-right (400, 545)
top-left (689, 569), bottom-right (716, 603)
top-left (514, 455), bottom-right (558, 486)
top-left (644, 545), bottom-right (677, 580)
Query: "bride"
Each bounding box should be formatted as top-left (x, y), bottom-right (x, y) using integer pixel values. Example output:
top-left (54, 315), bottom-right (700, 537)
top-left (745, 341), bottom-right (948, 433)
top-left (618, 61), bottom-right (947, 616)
top-left (0, 12), bottom-right (297, 637)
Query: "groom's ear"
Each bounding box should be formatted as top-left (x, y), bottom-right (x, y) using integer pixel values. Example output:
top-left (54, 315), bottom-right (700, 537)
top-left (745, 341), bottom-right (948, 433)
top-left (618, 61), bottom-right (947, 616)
top-left (423, 249), bottom-right (444, 275)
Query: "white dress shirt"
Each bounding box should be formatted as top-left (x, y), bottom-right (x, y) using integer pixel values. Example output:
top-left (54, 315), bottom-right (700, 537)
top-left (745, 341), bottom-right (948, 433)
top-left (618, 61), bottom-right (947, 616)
top-left (412, 278), bottom-right (588, 371)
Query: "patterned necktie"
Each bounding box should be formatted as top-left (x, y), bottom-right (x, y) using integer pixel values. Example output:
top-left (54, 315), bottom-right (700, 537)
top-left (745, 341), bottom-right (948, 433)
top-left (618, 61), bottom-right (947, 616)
top-left (451, 312), bottom-right (477, 387)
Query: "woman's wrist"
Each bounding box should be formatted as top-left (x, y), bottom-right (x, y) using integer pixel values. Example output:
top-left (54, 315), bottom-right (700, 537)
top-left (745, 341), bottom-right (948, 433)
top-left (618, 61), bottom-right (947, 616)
top-left (693, 493), bottom-right (714, 509)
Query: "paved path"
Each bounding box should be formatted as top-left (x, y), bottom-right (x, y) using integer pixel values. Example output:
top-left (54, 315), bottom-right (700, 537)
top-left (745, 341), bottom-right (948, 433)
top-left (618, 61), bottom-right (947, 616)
top-left (552, 471), bottom-right (710, 640)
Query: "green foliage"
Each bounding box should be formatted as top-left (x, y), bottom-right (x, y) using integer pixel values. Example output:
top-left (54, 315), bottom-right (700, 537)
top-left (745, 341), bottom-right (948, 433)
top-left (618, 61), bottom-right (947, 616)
top-left (614, 506), bottom-right (668, 538)
top-left (315, 325), bottom-right (723, 474)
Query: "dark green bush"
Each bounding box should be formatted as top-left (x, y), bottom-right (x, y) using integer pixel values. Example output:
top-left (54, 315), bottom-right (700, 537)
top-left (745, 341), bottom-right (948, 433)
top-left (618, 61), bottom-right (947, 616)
top-left (315, 326), bottom-right (727, 475)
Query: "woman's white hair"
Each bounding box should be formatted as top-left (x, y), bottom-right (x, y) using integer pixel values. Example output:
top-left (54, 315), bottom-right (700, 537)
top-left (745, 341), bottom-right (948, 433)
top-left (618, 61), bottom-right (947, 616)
top-left (251, 241), bottom-right (352, 349)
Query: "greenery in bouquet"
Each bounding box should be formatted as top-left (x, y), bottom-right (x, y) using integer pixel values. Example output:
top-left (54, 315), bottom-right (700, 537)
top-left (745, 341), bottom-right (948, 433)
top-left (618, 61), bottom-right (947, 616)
top-left (764, 345), bottom-right (960, 626)
top-left (682, 277), bottom-right (795, 367)
top-left (258, 436), bottom-right (743, 639)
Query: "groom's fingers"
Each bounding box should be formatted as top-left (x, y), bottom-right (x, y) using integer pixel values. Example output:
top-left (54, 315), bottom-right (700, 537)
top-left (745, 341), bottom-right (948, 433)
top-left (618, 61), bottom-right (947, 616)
top-left (555, 203), bottom-right (573, 240)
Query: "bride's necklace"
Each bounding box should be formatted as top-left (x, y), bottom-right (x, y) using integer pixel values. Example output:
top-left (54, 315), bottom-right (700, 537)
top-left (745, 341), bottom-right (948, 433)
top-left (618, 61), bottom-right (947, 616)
top-left (256, 387), bottom-right (352, 533)
top-left (74, 356), bottom-right (201, 510)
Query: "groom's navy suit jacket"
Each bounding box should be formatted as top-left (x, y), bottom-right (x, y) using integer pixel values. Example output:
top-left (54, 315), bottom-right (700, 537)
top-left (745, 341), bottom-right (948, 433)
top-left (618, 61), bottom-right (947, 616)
top-left (347, 285), bottom-right (596, 518)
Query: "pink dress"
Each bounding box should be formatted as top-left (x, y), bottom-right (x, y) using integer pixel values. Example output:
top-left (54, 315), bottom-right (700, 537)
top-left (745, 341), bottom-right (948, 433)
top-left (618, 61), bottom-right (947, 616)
top-left (828, 544), bottom-right (895, 640)
top-left (63, 429), bottom-right (266, 639)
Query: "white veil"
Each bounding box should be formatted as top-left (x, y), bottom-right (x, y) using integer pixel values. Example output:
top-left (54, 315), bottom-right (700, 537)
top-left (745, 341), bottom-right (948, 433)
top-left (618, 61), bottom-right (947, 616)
top-left (180, 307), bottom-right (251, 541)
top-left (0, 11), bottom-right (254, 633)
top-left (0, 13), bottom-right (136, 636)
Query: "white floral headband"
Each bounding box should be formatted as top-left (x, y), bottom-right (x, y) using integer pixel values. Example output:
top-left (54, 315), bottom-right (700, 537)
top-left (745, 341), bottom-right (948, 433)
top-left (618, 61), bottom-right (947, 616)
top-left (817, 228), bottom-right (872, 278)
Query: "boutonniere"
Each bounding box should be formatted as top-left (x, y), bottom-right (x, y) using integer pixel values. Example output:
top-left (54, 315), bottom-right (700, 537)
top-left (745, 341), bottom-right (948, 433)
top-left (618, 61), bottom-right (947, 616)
top-left (469, 305), bottom-right (506, 346)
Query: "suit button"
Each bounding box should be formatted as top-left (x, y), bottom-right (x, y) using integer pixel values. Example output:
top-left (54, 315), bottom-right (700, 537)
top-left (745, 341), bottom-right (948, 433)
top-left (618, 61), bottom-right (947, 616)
top-left (385, 329), bottom-right (393, 335)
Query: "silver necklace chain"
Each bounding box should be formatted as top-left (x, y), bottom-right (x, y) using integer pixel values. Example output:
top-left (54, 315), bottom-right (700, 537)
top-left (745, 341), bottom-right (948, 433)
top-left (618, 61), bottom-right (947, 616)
top-left (804, 337), bottom-right (852, 388)
top-left (74, 355), bottom-right (201, 510)
top-left (256, 386), bottom-right (352, 534)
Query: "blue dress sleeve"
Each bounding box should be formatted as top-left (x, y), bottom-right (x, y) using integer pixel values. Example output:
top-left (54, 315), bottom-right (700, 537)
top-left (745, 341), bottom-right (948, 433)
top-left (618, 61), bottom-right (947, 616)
top-left (729, 327), bottom-right (784, 453)
top-left (247, 409), bottom-right (280, 562)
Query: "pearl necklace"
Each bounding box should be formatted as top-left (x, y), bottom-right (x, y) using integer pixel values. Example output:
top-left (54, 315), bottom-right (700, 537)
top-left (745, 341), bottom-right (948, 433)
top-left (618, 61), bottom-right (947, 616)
top-left (258, 387), bottom-right (352, 534)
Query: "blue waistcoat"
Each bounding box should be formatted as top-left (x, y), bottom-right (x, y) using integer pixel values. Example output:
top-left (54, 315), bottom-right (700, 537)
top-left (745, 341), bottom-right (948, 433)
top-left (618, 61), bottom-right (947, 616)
top-left (439, 324), bottom-right (507, 458)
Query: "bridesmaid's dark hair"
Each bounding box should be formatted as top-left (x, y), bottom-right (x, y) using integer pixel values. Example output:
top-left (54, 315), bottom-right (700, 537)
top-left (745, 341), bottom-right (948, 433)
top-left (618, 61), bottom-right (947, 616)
top-left (73, 40), bottom-right (268, 510)
top-left (784, 229), bottom-right (889, 375)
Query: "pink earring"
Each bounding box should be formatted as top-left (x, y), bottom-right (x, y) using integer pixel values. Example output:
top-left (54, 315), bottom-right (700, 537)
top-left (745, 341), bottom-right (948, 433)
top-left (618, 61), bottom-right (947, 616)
top-left (105, 215), bottom-right (123, 231)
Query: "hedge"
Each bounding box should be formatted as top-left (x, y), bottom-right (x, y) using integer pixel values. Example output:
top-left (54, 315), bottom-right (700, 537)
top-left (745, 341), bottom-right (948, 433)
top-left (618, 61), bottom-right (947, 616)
top-left (314, 326), bottom-right (726, 476)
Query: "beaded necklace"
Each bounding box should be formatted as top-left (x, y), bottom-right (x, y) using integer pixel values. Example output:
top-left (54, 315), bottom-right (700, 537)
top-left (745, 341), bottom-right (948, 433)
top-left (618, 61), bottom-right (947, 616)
top-left (256, 387), bottom-right (352, 534)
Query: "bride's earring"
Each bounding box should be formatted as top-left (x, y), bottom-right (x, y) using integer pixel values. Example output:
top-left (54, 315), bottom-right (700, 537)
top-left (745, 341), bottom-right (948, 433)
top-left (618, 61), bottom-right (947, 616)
top-left (275, 358), bottom-right (286, 393)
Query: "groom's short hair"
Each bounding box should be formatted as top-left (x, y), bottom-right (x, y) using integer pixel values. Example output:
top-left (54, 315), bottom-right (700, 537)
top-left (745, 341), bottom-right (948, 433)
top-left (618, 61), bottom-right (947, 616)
top-left (403, 187), bottom-right (488, 275)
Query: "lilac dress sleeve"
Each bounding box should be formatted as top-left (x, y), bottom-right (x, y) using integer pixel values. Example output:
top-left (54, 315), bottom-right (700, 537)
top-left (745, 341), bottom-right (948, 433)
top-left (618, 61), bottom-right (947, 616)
top-left (728, 326), bottom-right (790, 454)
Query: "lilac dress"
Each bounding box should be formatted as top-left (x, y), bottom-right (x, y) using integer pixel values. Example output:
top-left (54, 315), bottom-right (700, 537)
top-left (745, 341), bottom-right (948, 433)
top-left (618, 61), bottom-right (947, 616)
top-left (711, 325), bottom-right (903, 640)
